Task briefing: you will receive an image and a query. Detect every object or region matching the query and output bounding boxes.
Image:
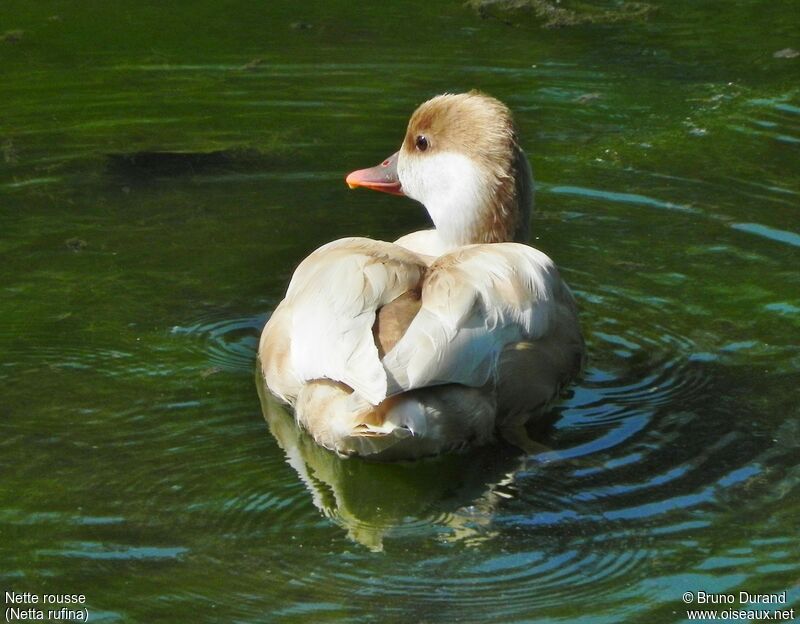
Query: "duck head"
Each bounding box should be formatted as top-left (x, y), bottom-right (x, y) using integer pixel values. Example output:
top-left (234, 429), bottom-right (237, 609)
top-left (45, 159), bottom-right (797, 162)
top-left (346, 91), bottom-right (533, 246)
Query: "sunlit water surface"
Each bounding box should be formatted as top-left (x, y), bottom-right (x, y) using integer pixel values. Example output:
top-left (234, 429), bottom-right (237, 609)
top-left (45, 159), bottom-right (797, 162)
top-left (2, 1), bottom-right (798, 622)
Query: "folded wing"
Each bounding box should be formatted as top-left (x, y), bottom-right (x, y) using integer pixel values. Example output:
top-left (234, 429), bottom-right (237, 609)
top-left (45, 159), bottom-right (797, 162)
top-left (381, 243), bottom-right (580, 397)
top-left (276, 237), bottom-right (426, 405)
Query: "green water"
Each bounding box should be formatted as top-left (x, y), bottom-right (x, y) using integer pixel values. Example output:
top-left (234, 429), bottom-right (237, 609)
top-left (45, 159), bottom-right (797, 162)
top-left (2, 1), bottom-right (799, 622)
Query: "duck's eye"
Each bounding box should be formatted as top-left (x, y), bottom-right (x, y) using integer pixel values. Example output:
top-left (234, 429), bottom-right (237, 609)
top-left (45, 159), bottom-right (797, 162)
top-left (415, 135), bottom-right (429, 152)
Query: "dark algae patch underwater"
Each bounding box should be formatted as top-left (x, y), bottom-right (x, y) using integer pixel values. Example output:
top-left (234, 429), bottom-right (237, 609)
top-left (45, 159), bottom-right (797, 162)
top-left (1, 0), bottom-right (798, 622)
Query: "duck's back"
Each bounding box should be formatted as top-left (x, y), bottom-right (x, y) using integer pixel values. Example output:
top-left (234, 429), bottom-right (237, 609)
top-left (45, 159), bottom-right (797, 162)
top-left (259, 237), bottom-right (584, 459)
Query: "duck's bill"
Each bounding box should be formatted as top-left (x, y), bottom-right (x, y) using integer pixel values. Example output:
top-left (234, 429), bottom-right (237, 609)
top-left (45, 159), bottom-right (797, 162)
top-left (345, 151), bottom-right (404, 196)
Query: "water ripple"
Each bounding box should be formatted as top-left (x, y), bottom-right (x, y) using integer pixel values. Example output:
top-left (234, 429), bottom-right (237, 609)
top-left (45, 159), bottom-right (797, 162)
top-left (171, 312), bottom-right (265, 374)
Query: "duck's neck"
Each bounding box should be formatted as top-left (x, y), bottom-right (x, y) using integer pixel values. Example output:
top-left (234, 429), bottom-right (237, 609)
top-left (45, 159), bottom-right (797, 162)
top-left (428, 145), bottom-right (533, 250)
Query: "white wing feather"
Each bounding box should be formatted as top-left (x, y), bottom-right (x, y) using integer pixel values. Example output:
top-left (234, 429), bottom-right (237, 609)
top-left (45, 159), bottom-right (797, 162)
top-left (282, 237), bottom-right (424, 405)
top-left (381, 243), bottom-right (570, 396)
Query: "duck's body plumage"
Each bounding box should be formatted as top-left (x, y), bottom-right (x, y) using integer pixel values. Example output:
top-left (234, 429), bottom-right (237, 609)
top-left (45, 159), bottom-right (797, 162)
top-left (259, 92), bottom-right (584, 459)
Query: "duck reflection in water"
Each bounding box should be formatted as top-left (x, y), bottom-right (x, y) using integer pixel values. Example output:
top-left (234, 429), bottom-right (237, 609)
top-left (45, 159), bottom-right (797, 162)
top-left (257, 375), bottom-right (558, 551)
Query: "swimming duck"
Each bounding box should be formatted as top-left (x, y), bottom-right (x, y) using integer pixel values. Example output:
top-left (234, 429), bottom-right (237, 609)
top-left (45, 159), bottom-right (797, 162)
top-left (258, 91), bottom-right (584, 460)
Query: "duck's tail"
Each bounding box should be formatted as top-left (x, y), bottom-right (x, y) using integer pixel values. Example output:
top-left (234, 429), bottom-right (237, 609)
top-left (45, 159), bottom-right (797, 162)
top-left (295, 380), bottom-right (495, 460)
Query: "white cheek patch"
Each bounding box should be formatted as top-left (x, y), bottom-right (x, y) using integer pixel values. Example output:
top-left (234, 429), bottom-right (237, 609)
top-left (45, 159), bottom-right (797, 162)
top-left (398, 151), bottom-right (488, 245)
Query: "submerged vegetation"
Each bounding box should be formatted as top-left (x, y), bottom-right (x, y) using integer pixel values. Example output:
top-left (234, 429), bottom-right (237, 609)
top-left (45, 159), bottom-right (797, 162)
top-left (465, 0), bottom-right (656, 28)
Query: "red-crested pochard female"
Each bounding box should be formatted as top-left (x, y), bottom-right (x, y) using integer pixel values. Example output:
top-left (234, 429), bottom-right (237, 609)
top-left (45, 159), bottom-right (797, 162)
top-left (259, 91), bottom-right (585, 460)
